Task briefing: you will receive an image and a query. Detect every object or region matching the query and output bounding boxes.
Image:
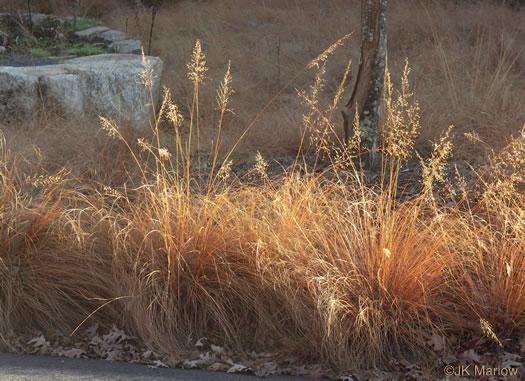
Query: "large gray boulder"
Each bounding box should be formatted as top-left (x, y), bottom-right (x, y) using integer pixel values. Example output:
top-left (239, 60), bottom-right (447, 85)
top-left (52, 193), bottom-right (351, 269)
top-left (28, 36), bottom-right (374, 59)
top-left (0, 70), bottom-right (39, 114)
top-left (0, 54), bottom-right (163, 129)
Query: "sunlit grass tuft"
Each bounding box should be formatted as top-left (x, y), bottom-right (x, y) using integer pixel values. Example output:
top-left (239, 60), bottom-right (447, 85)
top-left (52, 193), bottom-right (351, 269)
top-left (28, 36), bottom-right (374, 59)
top-left (0, 33), bottom-right (523, 374)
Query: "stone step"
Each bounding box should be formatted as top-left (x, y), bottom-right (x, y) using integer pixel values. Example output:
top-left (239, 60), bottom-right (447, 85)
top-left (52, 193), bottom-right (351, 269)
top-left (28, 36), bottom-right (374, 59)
top-left (109, 39), bottom-right (142, 54)
top-left (96, 30), bottom-right (129, 43)
top-left (74, 26), bottom-right (110, 38)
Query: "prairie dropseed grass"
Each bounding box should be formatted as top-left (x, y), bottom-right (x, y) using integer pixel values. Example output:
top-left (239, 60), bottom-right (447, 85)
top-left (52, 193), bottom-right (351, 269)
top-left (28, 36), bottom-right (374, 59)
top-left (0, 1), bottom-right (523, 375)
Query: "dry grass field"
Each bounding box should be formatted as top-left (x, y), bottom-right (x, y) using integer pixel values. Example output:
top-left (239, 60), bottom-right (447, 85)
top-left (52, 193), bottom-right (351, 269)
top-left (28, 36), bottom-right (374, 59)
top-left (0, 0), bottom-right (524, 378)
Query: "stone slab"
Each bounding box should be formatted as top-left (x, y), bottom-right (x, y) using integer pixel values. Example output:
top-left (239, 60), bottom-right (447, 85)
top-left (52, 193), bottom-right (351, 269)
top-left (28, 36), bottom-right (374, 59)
top-left (0, 69), bottom-right (39, 114)
top-left (74, 26), bottom-right (110, 38)
top-left (0, 54), bottom-right (164, 129)
top-left (96, 30), bottom-right (129, 43)
top-left (109, 39), bottom-right (142, 54)
top-left (25, 13), bottom-right (49, 27)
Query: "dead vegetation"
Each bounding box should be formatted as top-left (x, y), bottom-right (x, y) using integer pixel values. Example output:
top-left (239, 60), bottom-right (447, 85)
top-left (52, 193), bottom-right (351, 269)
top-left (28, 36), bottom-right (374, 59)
top-left (0, 0), bottom-right (524, 379)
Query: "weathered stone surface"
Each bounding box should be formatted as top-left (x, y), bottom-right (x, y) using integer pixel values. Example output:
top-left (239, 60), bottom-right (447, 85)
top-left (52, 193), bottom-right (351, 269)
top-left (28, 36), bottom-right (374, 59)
top-left (74, 26), bottom-right (110, 38)
top-left (1, 13), bottom-right (143, 56)
top-left (109, 39), bottom-right (142, 54)
top-left (0, 69), bottom-right (39, 114)
top-left (97, 30), bottom-right (129, 43)
top-left (39, 72), bottom-right (84, 115)
top-left (24, 13), bottom-right (49, 27)
top-left (0, 13), bottom-right (50, 27)
top-left (0, 13), bottom-right (63, 29)
top-left (0, 54), bottom-right (163, 129)
top-left (0, 13), bottom-right (17, 24)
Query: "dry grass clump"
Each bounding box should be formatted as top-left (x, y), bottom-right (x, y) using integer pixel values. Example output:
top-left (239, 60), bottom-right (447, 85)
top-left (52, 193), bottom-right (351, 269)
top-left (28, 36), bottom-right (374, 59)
top-left (1, 1), bottom-right (524, 374)
top-left (442, 125), bottom-right (525, 338)
top-left (1, 37), bottom-right (523, 374)
top-left (0, 131), bottom-right (120, 336)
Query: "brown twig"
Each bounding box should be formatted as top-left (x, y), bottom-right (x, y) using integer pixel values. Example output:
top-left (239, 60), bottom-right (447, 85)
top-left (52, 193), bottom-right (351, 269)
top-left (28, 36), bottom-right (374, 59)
top-left (27, 0), bottom-right (33, 33)
top-left (147, 6), bottom-right (157, 56)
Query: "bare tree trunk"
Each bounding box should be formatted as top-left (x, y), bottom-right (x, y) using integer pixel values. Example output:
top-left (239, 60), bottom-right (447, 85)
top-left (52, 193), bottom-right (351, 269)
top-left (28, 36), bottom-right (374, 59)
top-left (343, 0), bottom-right (387, 171)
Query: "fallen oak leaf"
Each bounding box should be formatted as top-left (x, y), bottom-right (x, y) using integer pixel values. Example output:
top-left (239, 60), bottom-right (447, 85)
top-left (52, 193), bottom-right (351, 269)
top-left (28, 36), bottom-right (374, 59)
top-left (102, 326), bottom-right (127, 345)
top-left (227, 363), bottom-right (251, 373)
top-left (210, 344), bottom-right (225, 354)
top-left (399, 359), bottom-right (421, 370)
top-left (459, 349), bottom-right (481, 363)
top-left (427, 332), bottom-right (446, 352)
top-left (254, 361), bottom-right (278, 377)
top-left (182, 359), bottom-right (200, 369)
top-left (195, 337), bottom-right (207, 348)
top-left (51, 346), bottom-right (64, 356)
top-left (207, 362), bottom-right (230, 372)
top-left (501, 352), bottom-right (522, 368)
top-left (27, 335), bottom-right (50, 349)
top-left (27, 335), bottom-right (51, 353)
top-left (60, 348), bottom-right (87, 359)
top-left (105, 350), bottom-right (121, 361)
top-left (182, 352), bottom-right (216, 369)
top-left (304, 364), bottom-right (324, 378)
top-left (89, 335), bottom-right (105, 346)
top-left (442, 354), bottom-right (458, 365)
top-left (84, 323), bottom-right (99, 337)
top-left (147, 360), bottom-right (168, 369)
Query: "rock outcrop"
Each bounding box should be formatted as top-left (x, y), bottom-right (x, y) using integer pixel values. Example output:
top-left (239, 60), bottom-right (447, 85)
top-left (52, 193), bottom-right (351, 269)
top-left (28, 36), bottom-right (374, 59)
top-left (0, 54), bottom-right (163, 129)
top-left (74, 26), bottom-right (143, 54)
top-left (0, 13), bottom-right (159, 128)
top-left (0, 13), bottom-right (143, 55)
top-left (75, 26), bottom-right (142, 54)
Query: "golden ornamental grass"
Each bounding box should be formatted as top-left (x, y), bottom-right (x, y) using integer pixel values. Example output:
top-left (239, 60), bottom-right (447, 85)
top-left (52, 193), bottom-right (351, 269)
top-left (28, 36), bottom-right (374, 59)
top-left (0, 19), bottom-right (524, 375)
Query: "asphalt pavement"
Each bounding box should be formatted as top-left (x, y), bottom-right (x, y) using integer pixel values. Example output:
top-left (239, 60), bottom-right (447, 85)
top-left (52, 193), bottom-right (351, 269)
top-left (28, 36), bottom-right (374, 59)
top-left (0, 352), bottom-right (323, 381)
